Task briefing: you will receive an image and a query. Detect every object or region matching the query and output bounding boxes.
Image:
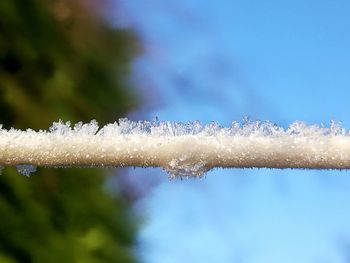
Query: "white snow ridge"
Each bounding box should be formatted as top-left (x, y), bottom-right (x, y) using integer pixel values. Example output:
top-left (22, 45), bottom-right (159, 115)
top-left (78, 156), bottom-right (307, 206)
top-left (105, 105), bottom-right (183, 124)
top-left (0, 119), bottom-right (350, 177)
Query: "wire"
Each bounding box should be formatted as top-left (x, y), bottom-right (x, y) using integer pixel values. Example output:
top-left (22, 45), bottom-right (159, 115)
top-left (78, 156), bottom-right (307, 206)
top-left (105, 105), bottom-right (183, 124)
top-left (1, 119), bottom-right (349, 177)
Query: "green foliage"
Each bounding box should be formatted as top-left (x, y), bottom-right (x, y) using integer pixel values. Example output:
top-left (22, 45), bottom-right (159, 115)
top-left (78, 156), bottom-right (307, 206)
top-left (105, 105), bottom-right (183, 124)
top-left (0, 0), bottom-right (139, 129)
top-left (0, 0), bottom-right (139, 262)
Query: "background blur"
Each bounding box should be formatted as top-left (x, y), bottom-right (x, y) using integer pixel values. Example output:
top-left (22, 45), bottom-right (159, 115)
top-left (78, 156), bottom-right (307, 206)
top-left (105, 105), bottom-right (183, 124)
top-left (112, 1), bottom-right (350, 263)
top-left (0, 0), bottom-right (138, 262)
top-left (2, 0), bottom-right (350, 263)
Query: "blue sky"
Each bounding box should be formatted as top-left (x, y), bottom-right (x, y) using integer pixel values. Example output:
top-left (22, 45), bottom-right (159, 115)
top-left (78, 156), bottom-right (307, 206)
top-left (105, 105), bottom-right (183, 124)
top-left (110, 1), bottom-right (350, 262)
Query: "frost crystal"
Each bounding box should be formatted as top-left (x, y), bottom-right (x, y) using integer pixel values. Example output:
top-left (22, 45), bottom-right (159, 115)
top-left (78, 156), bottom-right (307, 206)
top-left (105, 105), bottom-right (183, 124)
top-left (0, 118), bottom-right (349, 178)
top-left (16, 165), bottom-right (37, 177)
top-left (164, 156), bottom-right (209, 178)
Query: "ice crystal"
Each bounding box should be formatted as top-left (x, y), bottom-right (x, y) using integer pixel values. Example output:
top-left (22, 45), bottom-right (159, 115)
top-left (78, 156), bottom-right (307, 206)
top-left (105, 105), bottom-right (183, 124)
top-left (0, 118), bottom-right (349, 177)
top-left (16, 165), bottom-right (37, 177)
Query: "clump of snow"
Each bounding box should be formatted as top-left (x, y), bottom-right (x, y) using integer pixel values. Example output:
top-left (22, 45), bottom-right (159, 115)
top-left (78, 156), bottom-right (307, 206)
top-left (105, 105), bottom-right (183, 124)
top-left (16, 165), bottom-right (37, 177)
top-left (0, 118), bottom-right (350, 177)
top-left (165, 155), bottom-right (209, 179)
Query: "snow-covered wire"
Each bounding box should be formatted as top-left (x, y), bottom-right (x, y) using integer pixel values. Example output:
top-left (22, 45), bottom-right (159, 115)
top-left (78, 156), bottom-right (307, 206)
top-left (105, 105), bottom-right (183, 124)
top-left (1, 118), bottom-right (350, 177)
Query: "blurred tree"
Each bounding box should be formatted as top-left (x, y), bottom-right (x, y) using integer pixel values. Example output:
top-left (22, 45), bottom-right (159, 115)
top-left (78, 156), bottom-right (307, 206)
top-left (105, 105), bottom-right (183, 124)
top-left (0, 0), bottom-right (139, 262)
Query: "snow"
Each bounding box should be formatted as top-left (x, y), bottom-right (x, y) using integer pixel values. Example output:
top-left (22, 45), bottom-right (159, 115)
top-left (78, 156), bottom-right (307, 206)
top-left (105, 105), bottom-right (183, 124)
top-left (0, 119), bottom-right (349, 177)
top-left (16, 164), bottom-right (37, 177)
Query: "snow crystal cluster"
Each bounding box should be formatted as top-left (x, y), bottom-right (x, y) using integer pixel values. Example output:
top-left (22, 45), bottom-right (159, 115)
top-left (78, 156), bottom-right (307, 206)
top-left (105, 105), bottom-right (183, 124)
top-left (16, 165), bottom-right (37, 177)
top-left (0, 118), bottom-right (349, 177)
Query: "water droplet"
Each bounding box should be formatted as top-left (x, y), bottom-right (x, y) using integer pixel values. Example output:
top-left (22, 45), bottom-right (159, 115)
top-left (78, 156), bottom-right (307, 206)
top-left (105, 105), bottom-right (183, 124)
top-left (16, 165), bottom-right (37, 177)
